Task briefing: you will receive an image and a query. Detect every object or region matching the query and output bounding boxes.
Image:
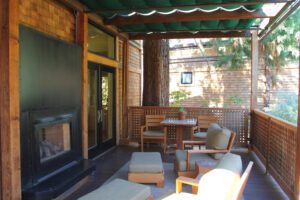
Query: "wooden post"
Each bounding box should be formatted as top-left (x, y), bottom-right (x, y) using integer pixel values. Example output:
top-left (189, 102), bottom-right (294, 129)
top-left (251, 30), bottom-right (259, 111)
top-left (122, 39), bottom-right (129, 142)
top-left (76, 12), bottom-right (88, 159)
top-left (249, 30), bottom-right (259, 149)
top-left (295, 42), bottom-right (300, 200)
top-left (0, 0), bottom-right (21, 199)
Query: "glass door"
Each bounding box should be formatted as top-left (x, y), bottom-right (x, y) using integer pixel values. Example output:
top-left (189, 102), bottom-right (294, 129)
top-left (88, 62), bottom-right (116, 158)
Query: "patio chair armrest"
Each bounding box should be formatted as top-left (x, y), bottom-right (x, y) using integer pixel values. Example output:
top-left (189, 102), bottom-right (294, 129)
top-left (192, 126), bottom-right (198, 132)
top-left (140, 125), bottom-right (147, 133)
top-left (176, 176), bottom-right (199, 193)
top-left (187, 149), bottom-right (228, 154)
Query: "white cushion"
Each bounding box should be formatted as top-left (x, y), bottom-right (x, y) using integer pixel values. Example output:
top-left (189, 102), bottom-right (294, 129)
top-left (78, 178), bottom-right (151, 200)
top-left (129, 152), bottom-right (163, 173)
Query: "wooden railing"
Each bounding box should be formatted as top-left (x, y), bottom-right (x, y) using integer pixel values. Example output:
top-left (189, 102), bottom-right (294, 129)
top-left (127, 106), bottom-right (249, 147)
top-left (252, 109), bottom-right (297, 199)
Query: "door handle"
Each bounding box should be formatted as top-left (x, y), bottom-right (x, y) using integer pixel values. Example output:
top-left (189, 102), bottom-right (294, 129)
top-left (98, 110), bottom-right (102, 123)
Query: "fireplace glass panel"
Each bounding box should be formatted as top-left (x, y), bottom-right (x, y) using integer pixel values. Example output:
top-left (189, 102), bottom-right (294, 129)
top-left (39, 123), bottom-right (71, 163)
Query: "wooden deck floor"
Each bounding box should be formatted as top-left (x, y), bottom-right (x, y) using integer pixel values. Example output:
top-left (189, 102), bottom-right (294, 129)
top-left (66, 145), bottom-right (289, 200)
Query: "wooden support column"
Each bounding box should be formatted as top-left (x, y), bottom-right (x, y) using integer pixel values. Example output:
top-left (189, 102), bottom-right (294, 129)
top-left (0, 0), bottom-right (21, 199)
top-left (76, 12), bottom-right (88, 159)
top-left (122, 39), bottom-right (129, 143)
top-left (251, 30), bottom-right (259, 111)
top-left (295, 43), bottom-right (300, 200)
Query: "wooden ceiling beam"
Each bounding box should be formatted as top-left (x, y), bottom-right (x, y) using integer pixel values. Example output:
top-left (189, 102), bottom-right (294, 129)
top-left (104, 9), bottom-right (276, 26)
top-left (129, 31), bottom-right (251, 40)
top-left (89, 0), bottom-right (291, 14)
top-left (121, 27), bottom-right (261, 33)
top-left (259, 0), bottom-right (300, 40)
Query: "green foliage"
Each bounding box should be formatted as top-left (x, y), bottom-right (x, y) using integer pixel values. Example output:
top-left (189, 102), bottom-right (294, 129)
top-left (170, 90), bottom-right (191, 107)
top-left (262, 8), bottom-right (300, 68)
top-left (261, 8), bottom-right (300, 69)
top-left (200, 100), bottom-right (209, 107)
top-left (214, 38), bottom-right (251, 69)
top-left (264, 92), bottom-right (298, 124)
top-left (228, 95), bottom-right (242, 106)
top-left (213, 8), bottom-right (299, 70)
top-left (179, 106), bottom-right (186, 113)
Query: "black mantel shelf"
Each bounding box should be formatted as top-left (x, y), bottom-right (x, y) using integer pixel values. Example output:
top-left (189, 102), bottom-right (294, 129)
top-left (22, 159), bottom-right (96, 200)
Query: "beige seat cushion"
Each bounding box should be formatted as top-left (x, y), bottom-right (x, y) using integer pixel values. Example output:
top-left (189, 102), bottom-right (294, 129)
top-left (129, 152), bottom-right (163, 173)
top-left (175, 150), bottom-right (218, 172)
top-left (143, 130), bottom-right (164, 137)
top-left (78, 178), bottom-right (151, 200)
top-left (215, 153), bottom-right (243, 175)
top-left (193, 131), bottom-right (207, 138)
top-left (206, 126), bottom-right (231, 159)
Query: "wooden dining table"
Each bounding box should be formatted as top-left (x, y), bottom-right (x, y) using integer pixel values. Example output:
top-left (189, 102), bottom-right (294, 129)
top-left (160, 118), bottom-right (197, 150)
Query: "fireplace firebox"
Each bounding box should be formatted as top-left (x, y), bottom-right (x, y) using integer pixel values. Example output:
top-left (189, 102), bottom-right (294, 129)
top-left (21, 109), bottom-right (95, 200)
top-left (39, 122), bottom-right (71, 163)
top-left (24, 109), bottom-right (81, 183)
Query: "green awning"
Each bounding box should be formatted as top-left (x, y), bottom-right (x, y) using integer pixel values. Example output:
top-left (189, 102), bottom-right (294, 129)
top-left (79, 0), bottom-right (267, 35)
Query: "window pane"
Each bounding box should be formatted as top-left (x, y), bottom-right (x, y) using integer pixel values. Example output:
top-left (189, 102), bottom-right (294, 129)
top-left (88, 24), bottom-right (115, 59)
top-left (181, 72), bottom-right (193, 84)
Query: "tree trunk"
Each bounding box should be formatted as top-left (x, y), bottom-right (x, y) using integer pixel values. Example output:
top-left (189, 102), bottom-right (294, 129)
top-left (143, 40), bottom-right (169, 106)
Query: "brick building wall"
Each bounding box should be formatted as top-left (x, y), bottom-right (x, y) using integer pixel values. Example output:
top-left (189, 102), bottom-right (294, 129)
top-left (170, 47), bottom-right (298, 109)
top-left (170, 61), bottom-right (251, 108)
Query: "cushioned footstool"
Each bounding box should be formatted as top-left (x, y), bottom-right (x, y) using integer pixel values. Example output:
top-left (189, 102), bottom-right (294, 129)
top-left (128, 152), bottom-right (164, 187)
top-left (78, 178), bottom-right (153, 200)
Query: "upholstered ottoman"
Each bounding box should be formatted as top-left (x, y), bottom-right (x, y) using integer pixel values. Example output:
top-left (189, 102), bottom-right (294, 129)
top-left (78, 178), bottom-right (153, 200)
top-left (128, 152), bottom-right (164, 187)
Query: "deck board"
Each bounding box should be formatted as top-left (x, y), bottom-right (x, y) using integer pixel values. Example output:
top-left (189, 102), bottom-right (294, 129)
top-left (66, 146), bottom-right (289, 200)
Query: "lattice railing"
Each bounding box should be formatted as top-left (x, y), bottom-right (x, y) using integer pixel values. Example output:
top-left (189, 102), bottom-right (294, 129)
top-left (127, 106), bottom-right (249, 147)
top-left (252, 109), bottom-right (297, 198)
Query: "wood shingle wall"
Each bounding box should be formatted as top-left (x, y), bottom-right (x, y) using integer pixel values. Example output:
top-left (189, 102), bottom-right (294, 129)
top-left (19, 0), bottom-right (75, 43)
top-left (128, 43), bottom-right (142, 106)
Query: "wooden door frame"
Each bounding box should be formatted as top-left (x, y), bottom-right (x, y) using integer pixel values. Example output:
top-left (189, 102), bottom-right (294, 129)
top-left (0, 0), bottom-right (21, 199)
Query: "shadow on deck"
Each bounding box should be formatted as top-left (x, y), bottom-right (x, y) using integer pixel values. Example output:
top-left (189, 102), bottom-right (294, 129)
top-left (66, 146), bottom-right (289, 200)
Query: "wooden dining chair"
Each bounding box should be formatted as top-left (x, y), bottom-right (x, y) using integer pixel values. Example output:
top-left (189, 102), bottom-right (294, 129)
top-left (191, 115), bottom-right (218, 140)
top-left (140, 115), bottom-right (167, 153)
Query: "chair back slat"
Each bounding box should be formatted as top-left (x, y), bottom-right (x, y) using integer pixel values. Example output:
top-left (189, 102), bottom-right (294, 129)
top-left (227, 132), bottom-right (236, 151)
top-left (232, 161), bottom-right (254, 200)
top-left (197, 115), bottom-right (218, 130)
top-left (146, 115), bottom-right (165, 127)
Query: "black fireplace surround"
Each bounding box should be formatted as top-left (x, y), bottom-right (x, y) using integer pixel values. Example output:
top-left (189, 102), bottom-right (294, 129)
top-left (20, 26), bottom-right (95, 200)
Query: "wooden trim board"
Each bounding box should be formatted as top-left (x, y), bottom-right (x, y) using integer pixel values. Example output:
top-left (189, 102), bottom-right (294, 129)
top-left (128, 172), bottom-right (164, 188)
top-left (88, 52), bottom-right (119, 68)
top-left (0, 0), bottom-right (21, 199)
top-left (76, 12), bottom-right (89, 159)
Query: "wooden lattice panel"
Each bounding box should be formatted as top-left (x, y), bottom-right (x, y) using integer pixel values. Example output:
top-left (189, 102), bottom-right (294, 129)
top-left (252, 111), bottom-right (269, 163)
top-left (252, 110), bottom-right (297, 198)
top-left (268, 118), bottom-right (296, 196)
top-left (127, 106), bottom-right (249, 147)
